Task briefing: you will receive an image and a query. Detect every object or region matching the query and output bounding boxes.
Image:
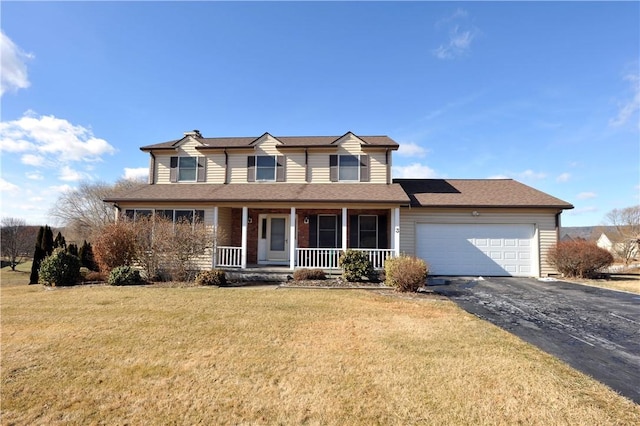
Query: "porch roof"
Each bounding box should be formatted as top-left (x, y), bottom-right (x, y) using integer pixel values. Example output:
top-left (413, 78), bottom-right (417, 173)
top-left (394, 179), bottom-right (574, 209)
top-left (105, 183), bottom-right (410, 205)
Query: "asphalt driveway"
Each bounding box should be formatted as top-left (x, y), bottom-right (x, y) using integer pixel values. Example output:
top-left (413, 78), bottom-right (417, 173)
top-left (431, 277), bottom-right (640, 404)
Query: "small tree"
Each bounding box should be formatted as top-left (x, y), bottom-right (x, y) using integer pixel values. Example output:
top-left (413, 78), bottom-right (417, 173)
top-left (29, 226), bottom-right (46, 284)
top-left (39, 249), bottom-right (81, 286)
top-left (547, 240), bottom-right (614, 278)
top-left (93, 221), bottom-right (137, 272)
top-left (164, 217), bottom-right (213, 281)
top-left (1, 217), bottom-right (32, 271)
top-left (53, 231), bottom-right (67, 250)
top-left (42, 225), bottom-right (55, 257)
top-left (66, 243), bottom-right (79, 257)
top-left (131, 215), bottom-right (172, 280)
top-left (79, 240), bottom-right (98, 271)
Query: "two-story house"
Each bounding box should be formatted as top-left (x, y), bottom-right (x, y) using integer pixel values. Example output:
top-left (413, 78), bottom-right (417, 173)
top-left (105, 131), bottom-right (573, 277)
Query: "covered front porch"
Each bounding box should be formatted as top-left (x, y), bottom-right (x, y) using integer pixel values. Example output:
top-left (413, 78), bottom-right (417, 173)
top-left (213, 206), bottom-right (401, 271)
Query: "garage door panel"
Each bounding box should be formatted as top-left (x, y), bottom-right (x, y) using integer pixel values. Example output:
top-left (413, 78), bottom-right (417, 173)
top-left (416, 224), bottom-right (534, 277)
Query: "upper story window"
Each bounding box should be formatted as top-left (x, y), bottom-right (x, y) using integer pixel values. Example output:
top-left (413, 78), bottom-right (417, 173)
top-left (248, 155), bottom-right (286, 182)
top-left (256, 155), bottom-right (276, 181)
top-left (178, 157), bottom-right (197, 181)
top-left (330, 154), bottom-right (369, 182)
top-left (170, 156), bottom-right (206, 183)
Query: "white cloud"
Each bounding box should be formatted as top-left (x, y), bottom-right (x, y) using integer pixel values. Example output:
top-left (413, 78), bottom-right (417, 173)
top-left (25, 171), bottom-right (44, 180)
top-left (610, 71), bottom-right (640, 128)
top-left (556, 172), bottom-right (571, 183)
top-left (21, 153), bottom-right (46, 166)
top-left (59, 165), bottom-right (89, 182)
top-left (0, 112), bottom-right (116, 164)
top-left (123, 167), bottom-right (149, 181)
top-left (569, 206), bottom-right (599, 215)
top-left (397, 142), bottom-right (428, 158)
top-left (392, 163), bottom-right (438, 179)
top-left (486, 174), bottom-right (510, 179)
top-left (517, 169), bottom-right (547, 180)
top-left (433, 9), bottom-right (478, 60)
top-left (49, 184), bottom-right (74, 194)
top-left (0, 137), bottom-right (34, 152)
top-left (0, 31), bottom-right (33, 97)
top-left (0, 177), bottom-right (19, 192)
top-left (577, 192), bottom-right (597, 200)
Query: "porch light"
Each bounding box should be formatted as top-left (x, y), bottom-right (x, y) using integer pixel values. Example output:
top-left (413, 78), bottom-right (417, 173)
top-left (472, 211), bottom-right (480, 217)
top-left (248, 216), bottom-right (253, 224)
top-left (304, 216), bottom-right (309, 224)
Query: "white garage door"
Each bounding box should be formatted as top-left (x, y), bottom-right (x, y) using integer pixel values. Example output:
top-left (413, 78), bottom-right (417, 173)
top-left (416, 224), bottom-right (534, 277)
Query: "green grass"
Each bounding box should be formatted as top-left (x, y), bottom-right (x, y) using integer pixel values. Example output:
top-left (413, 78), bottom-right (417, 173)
top-left (2, 280), bottom-right (639, 425)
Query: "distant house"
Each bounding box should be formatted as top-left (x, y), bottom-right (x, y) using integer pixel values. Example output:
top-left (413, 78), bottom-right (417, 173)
top-left (105, 131), bottom-right (573, 277)
top-left (597, 232), bottom-right (639, 261)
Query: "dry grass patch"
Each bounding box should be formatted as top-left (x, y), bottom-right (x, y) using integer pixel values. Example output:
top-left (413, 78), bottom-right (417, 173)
top-left (2, 282), bottom-right (639, 425)
top-left (565, 273), bottom-right (640, 294)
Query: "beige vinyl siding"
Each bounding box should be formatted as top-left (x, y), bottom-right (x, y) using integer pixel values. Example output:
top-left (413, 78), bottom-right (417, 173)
top-left (367, 151), bottom-right (388, 184)
top-left (227, 151), bottom-right (251, 183)
top-left (206, 154), bottom-right (226, 184)
top-left (399, 207), bottom-right (560, 277)
top-left (155, 155), bottom-right (171, 184)
top-left (307, 152), bottom-right (330, 182)
top-left (286, 152), bottom-right (306, 183)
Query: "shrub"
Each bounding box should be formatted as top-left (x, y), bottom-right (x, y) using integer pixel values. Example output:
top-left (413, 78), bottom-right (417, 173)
top-left (108, 265), bottom-right (143, 286)
top-left (547, 240), bottom-right (614, 278)
top-left (93, 222), bottom-right (137, 273)
top-left (39, 249), bottom-right (81, 287)
top-left (339, 250), bottom-right (374, 282)
top-left (195, 269), bottom-right (227, 286)
top-left (385, 255), bottom-right (428, 292)
top-left (293, 268), bottom-right (327, 281)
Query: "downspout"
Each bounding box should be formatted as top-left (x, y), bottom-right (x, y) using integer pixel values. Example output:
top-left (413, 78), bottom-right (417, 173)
top-left (149, 152), bottom-right (156, 184)
top-left (305, 148), bottom-right (309, 182)
top-left (224, 149), bottom-right (229, 184)
top-left (385, 149), bottom-right (390, 184)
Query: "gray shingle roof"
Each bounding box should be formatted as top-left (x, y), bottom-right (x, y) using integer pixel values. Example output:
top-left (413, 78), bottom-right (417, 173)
top-left (140, 132), bottom-right (399, 151)
top-left (105, 183), bottom-right (410, 205)
top-left (394, 179), bottom-right (573, 209)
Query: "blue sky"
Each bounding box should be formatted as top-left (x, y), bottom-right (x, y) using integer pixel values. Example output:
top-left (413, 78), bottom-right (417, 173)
top-left (1, 1), bottom-right (638, 227)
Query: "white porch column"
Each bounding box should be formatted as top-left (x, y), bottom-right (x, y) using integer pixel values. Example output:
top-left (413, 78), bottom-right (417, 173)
top-left (289, 207), bottom-right (296, 270)
top-left (393, 207), bottom-right (400, 257)
top-left (342, 207), bottom-right (348, 252)
top-left (212, 206), bottom-right (219, 268)
top-left (241, 207), bottom-right (248, 269)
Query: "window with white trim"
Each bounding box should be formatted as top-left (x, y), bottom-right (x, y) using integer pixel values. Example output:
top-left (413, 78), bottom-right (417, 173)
top-left (338, 155), bottom-right (359, 181)
top-left (318, 215), bottom-right (338, 248)
top-left (256, 155), bottom-right (276, 181)
top-left (178, 157), bottom-right (197, 182)
top-left (124, 209), bottom-right (204, 226)
top-left (358, 215), bottom-right (378, 249)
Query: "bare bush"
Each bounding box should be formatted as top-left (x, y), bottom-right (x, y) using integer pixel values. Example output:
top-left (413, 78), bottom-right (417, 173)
top-left (547, 240), bottom-right (614, 278)
top-left (385, 255), bottom-right (428, 292)
top-left (93, 221), bottom-right (138, 272)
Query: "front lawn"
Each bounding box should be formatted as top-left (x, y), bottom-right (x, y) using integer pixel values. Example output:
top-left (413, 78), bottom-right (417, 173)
top-left (1, 282), bottom-right (638, 424)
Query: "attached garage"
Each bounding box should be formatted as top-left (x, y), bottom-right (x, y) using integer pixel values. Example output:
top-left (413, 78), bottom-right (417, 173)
top-left (394, 179), bottom-right (574, 277)
top-left (416, 223), bottom-right (535, 276)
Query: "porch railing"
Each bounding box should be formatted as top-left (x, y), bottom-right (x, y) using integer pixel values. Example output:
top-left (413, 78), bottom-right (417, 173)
top-left (295, 248), bottom-right (396, 270)
top-left (296, 248), bottom-right (342, 269)
top-left (353, 249), bottom-right (396, 270)
top-left (216, 246), bottom-right (242, 268)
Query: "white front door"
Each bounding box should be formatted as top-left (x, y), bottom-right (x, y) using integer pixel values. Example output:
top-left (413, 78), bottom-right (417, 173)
top-left (266, 215), bottom-right (289, 262)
